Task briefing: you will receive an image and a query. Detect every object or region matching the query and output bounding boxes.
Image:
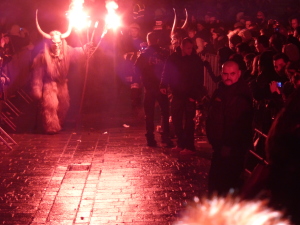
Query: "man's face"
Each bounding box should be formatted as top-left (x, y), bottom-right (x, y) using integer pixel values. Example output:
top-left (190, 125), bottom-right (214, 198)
top-left (209, 16), bottom-right (217, 24)
top-left (291, 19), bottom-right (299, 29)
top-left (212, 32), bottom-right (218, 40)
top-left (171, 35), bottom-right (180, 49)
top-left (257, 11), bottom-right (265, 20)
top-left (130, 28), bottom-right (139, 39)
top-left (188, 30), bottom-right (196, 38)
top-left (181, 42), bottom-right (193, 56)
top-left (244, 57), bottom-right (252, 70)
top-left (255, 40), bottom-right (263, 53)
top-left (197, 23), bottom-right (204, 31)
top-left (222, 63), bottom-right (241, 86)
top-left (204, 15), bottom-right (210, 23)
top-left (245, 20), bottom-right (252, 29)
top-left (274, 58), bottom-right (287, 76)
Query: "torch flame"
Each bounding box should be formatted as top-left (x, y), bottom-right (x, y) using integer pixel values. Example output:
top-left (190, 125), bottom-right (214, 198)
top-left (104, 1), bottom-right (121, 30)
top-left (67, 0), bottom-right (89, 30)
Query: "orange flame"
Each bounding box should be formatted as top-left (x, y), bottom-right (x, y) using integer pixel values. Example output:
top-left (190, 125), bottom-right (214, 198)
top-left (104, 1), bottom-right (121, 30)
top-left (67, 0), bottom-right (89, 30)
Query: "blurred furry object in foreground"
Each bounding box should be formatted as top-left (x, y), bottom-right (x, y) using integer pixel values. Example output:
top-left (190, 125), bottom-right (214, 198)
top-left (175, 196), bottom-right (290, 225)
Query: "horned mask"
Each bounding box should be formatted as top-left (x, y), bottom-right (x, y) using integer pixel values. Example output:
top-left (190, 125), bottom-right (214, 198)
top-left (36, 10), bottom-right (72, 57)
top-left (170, 8), bottom-right (188, 48)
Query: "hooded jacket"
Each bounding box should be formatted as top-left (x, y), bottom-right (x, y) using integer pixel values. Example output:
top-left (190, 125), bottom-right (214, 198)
top-left (160, 47), bottom-right (204, 100)
top-left (206, 77), bottom-right (254, 152)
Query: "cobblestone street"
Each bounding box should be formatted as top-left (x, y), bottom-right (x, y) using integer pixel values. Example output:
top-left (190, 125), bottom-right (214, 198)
top-left (0, 95), bottom-right (212, 224)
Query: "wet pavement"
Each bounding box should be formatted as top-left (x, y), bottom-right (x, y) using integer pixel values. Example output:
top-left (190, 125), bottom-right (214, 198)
top-left (0, 100), bottom-right (212, 225)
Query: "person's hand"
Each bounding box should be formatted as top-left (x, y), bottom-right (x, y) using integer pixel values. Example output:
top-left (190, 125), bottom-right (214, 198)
top-left (0, 37), bottom-right (4, 48)
top-left (160, 88), bottom-right (167, 95)
top-left (0, 77), bottom-right (5, 85)
top-left (270, 81), bottom-right (280, 94)
top-left (84, 42), bottom-right (96, 56)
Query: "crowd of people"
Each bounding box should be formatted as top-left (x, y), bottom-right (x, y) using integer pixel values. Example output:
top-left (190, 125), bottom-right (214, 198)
top-left (118, 2), bottom-right (300, 224)
top-left (0, 0), bottom-right (300, 223)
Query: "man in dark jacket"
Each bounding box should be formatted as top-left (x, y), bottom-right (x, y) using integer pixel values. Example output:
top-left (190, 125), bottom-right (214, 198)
top-left (134, 31), bottom-right (172, 147)
top-left (206, 60), bottom-right (253, 195)
top-left (160, 37), bottom-right (204, 154)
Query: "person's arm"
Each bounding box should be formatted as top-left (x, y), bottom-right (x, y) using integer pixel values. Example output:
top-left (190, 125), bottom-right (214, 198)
top-left (31, 55), bottom-right (44, 99)
top-left (160, 56), bottom-right (172, 94)
top-left (132, 54), bottom-right (144, 85)
top-left (195, 37), bottom-right (204, 54)
top-left (203, 60), bottom-right (221, 83)
top-left (0, 72), bottom-right (10, 85)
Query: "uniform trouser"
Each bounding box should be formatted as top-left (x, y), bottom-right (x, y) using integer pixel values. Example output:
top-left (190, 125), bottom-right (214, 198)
top-left (171, 96), bottom-right (196, 149)
top-left (208, 147), bottom-right (246, 195)
top-left (144, 89), bottom-right (169, 139)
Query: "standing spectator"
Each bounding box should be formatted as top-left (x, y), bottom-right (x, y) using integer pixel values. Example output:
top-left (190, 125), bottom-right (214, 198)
top-left (8, 24), bottom-right (30, 54)
top-left (235, 42), bottom-right (253, 58)
top-left (211, 28), bottom-right (228, 54)
top-left (251, 51), bottom-right (279, 124)
top-left (160, 37), bottom-right (204, 155)
top-left (243, 53), bottom-right (256, 83)
top-left (273, 53), bottom-right (289, 84)
top-left (256, 11), bottom-right (268, 30)
top-left (266, 87), bottom-right (300, 224)
top-left (0, 34), bottom-right (12, 68)
top-left (206, 61), bottom-right (253, 195)
top-left (196, 21), bottom-right (210, 44)
top-left (188, 26), bottom-right (205, 54)
top-left (254, 35), bottom-right (270, 54)
top-left (134, 31), bottom-right (172, 147)
top-left (120, 23), bottom-right (146, 114)
top-left (289, 15), bottom-right (300, 31)
top-left (218, 33), bottom-right (242, 67)
top-left (267, 53), bottom-right (290, 125)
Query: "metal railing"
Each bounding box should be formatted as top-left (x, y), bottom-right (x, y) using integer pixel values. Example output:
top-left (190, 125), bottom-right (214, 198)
top-left (245, 128), bottom-right (269, 175)
top-left (203, 53), bottom-right (220, 97)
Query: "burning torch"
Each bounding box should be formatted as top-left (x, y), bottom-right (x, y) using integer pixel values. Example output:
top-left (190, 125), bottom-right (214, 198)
top-left (67, 0), bottom-right (122, 126)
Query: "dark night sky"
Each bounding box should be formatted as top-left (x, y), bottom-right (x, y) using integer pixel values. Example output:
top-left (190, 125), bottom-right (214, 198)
top-left (0, 0), bottom-right (188, 32)
top-left (0, 0), bottom-right (126, 31)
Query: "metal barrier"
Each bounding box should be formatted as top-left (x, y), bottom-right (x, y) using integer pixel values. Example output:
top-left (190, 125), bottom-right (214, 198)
top-left (203, 53), bottom-right (220, 97)
top-left (245, 128), bottom-right (269, 175)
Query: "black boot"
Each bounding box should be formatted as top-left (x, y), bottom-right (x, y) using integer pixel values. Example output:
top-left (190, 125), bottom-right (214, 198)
top-left (161, 136), bottom-right (174, 148)
top-left (145, 134), bottom-right (157, 147)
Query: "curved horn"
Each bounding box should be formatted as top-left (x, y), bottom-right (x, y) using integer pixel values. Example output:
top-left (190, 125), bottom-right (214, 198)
top-left (171, 8), bottom-right (177, 38)
top-left (181, 8), bottom-right (188, 30)
top-left (61, 21), bottom-right (72, 39)
top-left (36, 10), bottom-right (51, 39)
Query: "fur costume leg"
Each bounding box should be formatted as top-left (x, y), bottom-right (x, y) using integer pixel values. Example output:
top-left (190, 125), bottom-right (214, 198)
top-left (42, 81), bottom-right (61, 133)
top-left (57, 81), bottom-right (70, 125)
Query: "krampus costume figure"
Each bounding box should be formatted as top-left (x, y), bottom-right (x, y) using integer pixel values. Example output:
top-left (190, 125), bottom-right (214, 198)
top-left (31, 12), bottom-right (72, 134)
